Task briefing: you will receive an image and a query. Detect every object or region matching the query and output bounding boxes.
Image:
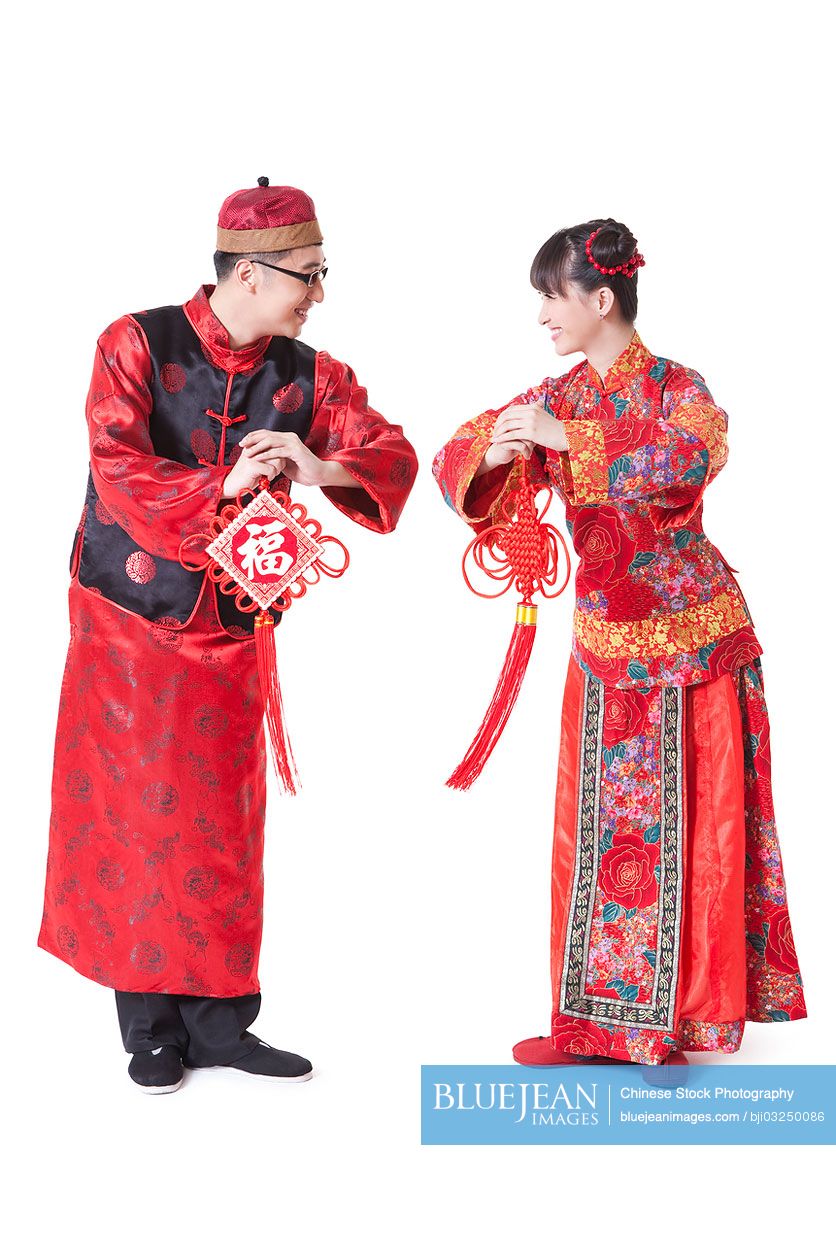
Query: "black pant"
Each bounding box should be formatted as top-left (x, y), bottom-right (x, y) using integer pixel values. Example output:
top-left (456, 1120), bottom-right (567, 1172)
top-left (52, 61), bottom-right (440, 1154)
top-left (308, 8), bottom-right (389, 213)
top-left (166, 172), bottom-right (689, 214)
top-left (115, 990), bottom-right (262, 1068)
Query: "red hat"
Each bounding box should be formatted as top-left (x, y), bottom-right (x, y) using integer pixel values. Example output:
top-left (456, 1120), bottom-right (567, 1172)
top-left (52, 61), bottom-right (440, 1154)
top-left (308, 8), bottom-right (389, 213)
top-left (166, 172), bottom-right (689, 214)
top-left (216, 176), bottom-right (322, 253)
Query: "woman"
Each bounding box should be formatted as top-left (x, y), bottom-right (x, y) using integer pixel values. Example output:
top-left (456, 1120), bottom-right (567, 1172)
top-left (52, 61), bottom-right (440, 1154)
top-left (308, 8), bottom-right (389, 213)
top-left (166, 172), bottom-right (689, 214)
top-left (432, 218), bottom-right (807, 1067)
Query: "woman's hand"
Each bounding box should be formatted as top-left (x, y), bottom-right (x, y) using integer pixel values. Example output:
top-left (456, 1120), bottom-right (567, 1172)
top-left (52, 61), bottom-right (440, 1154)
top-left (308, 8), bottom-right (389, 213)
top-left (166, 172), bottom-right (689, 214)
top-left (491, 403), bottom-right (568, 452)
top-left (238, 429), bottom-right (327, 487)
top-left (481, 438), bottom-right (535, 470)
top-left (475, 402), bottom-right (567, 475)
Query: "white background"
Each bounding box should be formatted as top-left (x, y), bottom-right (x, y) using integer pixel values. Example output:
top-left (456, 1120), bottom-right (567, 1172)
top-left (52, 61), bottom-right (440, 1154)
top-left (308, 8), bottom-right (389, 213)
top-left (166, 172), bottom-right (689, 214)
top-left (3, 0), bottom-right (832, 1248)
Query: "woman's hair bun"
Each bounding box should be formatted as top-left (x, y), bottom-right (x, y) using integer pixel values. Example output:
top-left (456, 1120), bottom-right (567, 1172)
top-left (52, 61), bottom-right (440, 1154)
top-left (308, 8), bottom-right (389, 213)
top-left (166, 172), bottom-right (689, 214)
top-left (588, 219), bottom-right (638, 271)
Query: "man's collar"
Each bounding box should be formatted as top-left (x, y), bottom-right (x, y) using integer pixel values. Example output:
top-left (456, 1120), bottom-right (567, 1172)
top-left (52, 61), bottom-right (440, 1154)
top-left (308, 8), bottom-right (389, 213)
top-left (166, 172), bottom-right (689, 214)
top-left (584, 329), bottom-right (654, 393)
top-left (183, 283), bottom-right (271, 369)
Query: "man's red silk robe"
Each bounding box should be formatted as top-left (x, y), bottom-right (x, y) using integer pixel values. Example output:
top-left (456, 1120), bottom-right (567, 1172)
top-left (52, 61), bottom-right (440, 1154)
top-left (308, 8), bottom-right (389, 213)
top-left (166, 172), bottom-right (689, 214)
top-left (38, 284), bottom-right (418, 996)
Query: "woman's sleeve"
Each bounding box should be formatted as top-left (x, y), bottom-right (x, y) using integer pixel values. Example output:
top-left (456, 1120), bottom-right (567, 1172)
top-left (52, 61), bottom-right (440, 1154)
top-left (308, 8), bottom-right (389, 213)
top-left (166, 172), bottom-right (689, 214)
top-left (552, 364), bottom-right (729, 530)
top-left (86, 315), bottom-right (229, 559)
top-left (305, 352), bottom-right (418, 533)
top-left (431, 380), bottom-right (552, 536)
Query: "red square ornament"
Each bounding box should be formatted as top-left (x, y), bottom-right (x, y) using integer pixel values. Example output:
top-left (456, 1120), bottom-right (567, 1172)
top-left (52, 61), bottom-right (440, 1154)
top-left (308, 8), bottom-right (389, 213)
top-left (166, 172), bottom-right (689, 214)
top-left (206, 489), bottom-right (324, 611)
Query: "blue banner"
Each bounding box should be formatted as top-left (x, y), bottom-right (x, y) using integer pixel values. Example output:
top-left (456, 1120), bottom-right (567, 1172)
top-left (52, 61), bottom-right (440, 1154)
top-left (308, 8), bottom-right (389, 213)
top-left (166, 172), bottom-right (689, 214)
top-left (421, 1064), bottom-right (836, 1144)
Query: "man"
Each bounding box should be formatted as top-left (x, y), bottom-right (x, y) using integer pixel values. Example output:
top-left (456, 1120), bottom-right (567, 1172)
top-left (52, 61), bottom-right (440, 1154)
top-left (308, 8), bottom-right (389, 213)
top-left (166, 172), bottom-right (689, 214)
top-left (38, 178), bottom-right (418, 1093)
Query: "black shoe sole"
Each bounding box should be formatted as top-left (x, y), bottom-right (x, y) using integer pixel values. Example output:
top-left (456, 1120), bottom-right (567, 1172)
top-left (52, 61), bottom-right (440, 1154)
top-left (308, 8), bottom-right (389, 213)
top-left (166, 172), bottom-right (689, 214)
top-left (216, 1065), bottom-right (313, 1083)
top-left (130, 1077), bottom-right (184, 1094)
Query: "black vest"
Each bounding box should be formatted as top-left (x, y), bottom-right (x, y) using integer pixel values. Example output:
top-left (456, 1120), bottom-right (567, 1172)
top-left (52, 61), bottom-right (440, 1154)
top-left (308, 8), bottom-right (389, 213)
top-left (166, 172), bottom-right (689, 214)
top-left (70, 304), bottom-right (316, 635)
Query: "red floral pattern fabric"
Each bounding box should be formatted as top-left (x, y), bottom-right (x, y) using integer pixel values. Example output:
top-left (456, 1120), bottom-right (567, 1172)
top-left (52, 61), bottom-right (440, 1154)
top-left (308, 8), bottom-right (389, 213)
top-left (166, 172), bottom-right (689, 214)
top-left (549, 655), bottom-right (806, 1064)
top-left (433, 335), bottom-right (806, 1061)
top-left (432, 331), bottom-right (763, 689)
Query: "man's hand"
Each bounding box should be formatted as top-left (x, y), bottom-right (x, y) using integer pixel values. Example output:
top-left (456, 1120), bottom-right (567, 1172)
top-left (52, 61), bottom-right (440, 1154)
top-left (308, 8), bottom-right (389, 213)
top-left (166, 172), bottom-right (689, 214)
top-left (222, 447), bottom-right (286, 499)
top-left (238, 429), bottom-right (328, 487)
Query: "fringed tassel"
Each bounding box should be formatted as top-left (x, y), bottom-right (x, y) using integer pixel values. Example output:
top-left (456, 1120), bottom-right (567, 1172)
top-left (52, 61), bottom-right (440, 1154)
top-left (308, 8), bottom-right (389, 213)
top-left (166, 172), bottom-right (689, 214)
top-left (254, 610), bottom-right (300, 795)
top-left (446, 603), bottom-right (537, 791)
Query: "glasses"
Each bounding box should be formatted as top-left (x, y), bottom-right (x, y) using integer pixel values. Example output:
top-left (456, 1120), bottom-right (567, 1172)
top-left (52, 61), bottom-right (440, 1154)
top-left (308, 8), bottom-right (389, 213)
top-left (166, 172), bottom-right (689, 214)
top-left (252, 259), bottom-right (328, 287)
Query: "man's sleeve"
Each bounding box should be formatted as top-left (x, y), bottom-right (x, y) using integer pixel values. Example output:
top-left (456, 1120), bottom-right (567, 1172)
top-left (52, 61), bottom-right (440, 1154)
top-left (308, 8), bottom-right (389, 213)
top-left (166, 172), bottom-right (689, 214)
top-left (305, 351), bottom-right (418, 533)
top-left (86, 315), bottom-right (228, 560)
top-left (551, 365), bottom-right (729, 530)
top-left (431, 380), bottom-right (552, 536)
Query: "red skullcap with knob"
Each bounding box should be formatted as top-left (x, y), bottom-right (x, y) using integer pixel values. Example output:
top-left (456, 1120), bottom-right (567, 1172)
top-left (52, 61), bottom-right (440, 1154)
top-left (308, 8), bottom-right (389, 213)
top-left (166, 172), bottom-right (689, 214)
top-left (217, 176), bottom-right (323, 253)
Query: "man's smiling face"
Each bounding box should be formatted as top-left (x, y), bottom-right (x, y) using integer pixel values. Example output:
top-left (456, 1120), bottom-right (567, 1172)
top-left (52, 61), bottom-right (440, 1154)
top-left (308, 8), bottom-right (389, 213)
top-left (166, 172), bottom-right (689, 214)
top-left (249, 244), bottom-right (326, 338)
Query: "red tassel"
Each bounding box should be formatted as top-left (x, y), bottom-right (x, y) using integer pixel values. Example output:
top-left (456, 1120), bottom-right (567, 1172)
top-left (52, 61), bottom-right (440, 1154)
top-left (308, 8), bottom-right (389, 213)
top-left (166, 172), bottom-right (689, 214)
top-left (255, 610), bottom-right (300, 795)
top-left (446, 603), bottom-right (537, 791)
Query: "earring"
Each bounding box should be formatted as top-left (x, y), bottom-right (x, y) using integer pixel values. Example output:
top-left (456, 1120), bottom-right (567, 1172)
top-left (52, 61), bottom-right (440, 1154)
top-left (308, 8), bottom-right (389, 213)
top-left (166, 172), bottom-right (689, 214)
top-left (599, 313), bottom-right (604, 319)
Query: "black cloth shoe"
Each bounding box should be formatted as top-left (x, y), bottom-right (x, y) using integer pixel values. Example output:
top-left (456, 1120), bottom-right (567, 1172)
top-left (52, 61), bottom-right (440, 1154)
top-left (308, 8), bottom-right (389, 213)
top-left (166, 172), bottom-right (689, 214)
top-left (223, 1040), bottom-right (313, 1082)
top-left (128, 1045), bottom-right (184, 1094)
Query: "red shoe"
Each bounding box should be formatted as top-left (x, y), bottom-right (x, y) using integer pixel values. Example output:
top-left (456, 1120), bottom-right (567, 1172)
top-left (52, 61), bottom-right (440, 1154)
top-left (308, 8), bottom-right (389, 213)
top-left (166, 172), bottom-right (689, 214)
top-left (512, 1035), bottom-right (626, 1067)
top-left (640, 1050), bottom-right (690, 1084)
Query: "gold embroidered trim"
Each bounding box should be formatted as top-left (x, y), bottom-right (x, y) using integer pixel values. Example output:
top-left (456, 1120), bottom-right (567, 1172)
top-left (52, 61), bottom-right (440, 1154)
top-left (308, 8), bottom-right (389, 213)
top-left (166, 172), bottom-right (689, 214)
top-left (457, 430), bottom-right (494, 521)
top-left (563, 420), bottom-right (608, 504)
top-left (574, 588), bottom-right (752, 658)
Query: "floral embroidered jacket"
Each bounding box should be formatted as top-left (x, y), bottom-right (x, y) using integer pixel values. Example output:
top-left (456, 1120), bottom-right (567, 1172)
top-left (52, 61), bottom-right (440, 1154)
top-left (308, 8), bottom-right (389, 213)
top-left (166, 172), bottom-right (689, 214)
top-left (432, 330), bottom-right (763, 688)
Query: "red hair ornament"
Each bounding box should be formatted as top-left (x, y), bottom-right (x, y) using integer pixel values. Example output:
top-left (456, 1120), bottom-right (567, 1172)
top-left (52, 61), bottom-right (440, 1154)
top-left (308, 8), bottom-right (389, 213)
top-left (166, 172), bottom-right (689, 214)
top-left (447, 455), bottom-right (572, 790)
top-left (586, 227), bottom-right (645, 278)
top-left (179, 477), bottom-right (349, 795)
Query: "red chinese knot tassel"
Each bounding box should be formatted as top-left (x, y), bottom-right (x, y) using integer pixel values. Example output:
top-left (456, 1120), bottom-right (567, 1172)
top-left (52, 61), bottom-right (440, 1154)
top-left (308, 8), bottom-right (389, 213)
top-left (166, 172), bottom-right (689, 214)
top-left (446, 456), bottom-right (571, 791)
top-left (255, 609), bottom-right (300, 796)
top-left (445, 601), bottom-right (539, 791)
top-left (178, 474), bottom-right (350, 798)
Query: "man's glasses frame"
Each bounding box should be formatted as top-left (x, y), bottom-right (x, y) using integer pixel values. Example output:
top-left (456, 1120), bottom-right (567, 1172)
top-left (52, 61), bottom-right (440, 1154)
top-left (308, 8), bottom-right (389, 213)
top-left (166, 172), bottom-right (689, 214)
top-left (251, 259), bottom-right (328, 288)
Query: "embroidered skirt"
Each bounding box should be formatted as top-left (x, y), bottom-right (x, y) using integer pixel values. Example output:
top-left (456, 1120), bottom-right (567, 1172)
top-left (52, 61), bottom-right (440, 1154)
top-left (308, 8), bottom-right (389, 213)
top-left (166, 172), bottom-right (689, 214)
top-left (549, 653), bottom-right (807, 1065)
top-left (38, 574), bottom-right (268, 998)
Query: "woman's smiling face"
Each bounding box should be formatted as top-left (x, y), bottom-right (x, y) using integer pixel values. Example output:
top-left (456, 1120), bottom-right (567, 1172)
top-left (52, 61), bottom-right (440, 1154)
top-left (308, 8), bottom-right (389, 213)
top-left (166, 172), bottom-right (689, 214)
top-left (537, 281), bottom-right (613, 358)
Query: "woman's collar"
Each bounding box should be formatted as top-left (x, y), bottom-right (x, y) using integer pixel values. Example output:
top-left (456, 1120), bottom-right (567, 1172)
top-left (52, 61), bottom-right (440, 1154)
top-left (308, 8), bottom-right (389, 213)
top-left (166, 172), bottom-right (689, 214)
top-left (585, 328), bottom-right (653, 393)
